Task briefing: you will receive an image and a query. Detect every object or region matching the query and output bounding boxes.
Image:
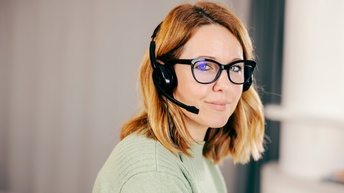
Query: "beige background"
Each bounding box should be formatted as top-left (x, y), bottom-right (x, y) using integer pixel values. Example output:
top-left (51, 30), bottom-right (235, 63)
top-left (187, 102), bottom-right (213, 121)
top-left (0, 0), bottom-right (251, 193)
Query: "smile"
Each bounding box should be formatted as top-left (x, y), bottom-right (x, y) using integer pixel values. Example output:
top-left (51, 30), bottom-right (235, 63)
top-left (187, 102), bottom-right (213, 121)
top-left (205, 101), bottom-right (229, 111)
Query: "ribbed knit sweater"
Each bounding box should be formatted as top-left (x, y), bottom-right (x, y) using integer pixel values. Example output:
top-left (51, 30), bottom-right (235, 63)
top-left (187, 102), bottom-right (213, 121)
top-left (92, 133), bottom-right (227, 193)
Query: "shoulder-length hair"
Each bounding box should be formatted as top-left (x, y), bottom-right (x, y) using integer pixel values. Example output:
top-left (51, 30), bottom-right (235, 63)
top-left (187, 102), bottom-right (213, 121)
top-left (121, 1), bottom-right (265, 164)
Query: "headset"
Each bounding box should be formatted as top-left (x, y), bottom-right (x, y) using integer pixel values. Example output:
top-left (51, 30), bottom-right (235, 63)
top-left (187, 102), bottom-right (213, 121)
top-left (149, 23), bottom-right (199, 114)
top-left (149, 23), bottom-right (253, 115)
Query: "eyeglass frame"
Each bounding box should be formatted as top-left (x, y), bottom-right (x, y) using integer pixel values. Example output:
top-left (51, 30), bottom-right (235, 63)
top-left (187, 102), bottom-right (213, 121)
top-left (165, 58), bottom-right (256, 85)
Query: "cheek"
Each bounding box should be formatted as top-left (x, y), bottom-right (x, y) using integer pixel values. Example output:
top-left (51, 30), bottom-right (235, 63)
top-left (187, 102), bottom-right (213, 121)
top-left (173, 66), bottom-right (209, 104)
top-left (174, 83), bottom-right (207, 103)
top-left (230, 86), bottom-right (243, 108)
top-left (174, 75), bottom-right (202, 102)
top-left (233, 86), bottom-right (243, 100)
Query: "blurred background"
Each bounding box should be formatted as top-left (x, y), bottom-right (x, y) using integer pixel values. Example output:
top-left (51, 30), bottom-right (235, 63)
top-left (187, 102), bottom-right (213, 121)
top-left (0, 0), bottom-right (343, 193)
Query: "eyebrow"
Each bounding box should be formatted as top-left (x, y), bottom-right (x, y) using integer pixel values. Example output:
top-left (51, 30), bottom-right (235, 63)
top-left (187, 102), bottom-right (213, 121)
top-left (195, 55), bottom-right (244, 63)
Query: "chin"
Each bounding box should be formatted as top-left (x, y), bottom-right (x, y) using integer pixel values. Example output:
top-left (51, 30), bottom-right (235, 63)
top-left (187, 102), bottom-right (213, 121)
top-left (208, 120), bottom-right (228, 129)
top-left (206, 114), bottom-right (231, 128)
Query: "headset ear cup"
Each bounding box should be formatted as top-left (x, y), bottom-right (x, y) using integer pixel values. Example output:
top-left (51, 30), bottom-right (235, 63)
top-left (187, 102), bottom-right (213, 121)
top-left (165, 64), bottom-right (177, 91)
top-left (152, 65), bottom-right (177, 93)
top-left (243, 77), bottom-right (252, 92)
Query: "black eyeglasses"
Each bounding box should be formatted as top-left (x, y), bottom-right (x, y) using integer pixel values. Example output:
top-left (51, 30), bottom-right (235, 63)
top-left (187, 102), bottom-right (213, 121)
top-left (166, 58), bottom-right (256, 84)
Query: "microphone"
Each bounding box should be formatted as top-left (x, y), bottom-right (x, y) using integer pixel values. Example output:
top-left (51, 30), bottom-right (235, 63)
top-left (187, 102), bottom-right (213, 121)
top-left (153, 79), bottom-right (200, 114)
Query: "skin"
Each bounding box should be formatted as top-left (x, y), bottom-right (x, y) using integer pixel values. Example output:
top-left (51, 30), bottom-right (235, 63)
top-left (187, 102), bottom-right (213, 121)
top-left (173, 24), bottom-right (243, 142)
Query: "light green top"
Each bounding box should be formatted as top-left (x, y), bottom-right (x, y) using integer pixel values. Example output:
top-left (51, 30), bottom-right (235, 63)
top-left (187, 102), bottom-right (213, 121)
top-left (92, 133), bottom-right (227, 193)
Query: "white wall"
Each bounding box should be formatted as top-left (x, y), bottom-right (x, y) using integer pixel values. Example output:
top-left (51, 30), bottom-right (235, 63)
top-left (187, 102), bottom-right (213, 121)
top-left (262, 0), bottom-right (344, 192)
top-left (0, 0), bottom-right (251, 193)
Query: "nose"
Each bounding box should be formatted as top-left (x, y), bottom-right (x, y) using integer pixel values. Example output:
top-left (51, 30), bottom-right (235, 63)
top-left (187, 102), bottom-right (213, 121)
top-left (213, 69), bottom-right (232, 91)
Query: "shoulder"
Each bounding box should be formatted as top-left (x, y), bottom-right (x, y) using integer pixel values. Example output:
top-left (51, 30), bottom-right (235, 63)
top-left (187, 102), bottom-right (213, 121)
top-left (93, 133), bottom-right (192, 193)
top-left (115, 133), bottom-right (180, 169)
top-left (120, 171), bottom-right (191, 192)
top-left (114, 133), bottom-right (184, 177)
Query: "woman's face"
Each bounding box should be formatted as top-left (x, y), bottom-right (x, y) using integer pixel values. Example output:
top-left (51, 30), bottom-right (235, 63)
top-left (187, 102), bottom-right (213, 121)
top-left (173, 24), bottom-right (243, 141)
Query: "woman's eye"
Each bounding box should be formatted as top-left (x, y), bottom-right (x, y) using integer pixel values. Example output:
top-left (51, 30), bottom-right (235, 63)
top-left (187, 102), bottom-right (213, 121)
top-left (195, 61), bottom-right (212, 71)
top-left (230, 64), bottom-right (242, 73)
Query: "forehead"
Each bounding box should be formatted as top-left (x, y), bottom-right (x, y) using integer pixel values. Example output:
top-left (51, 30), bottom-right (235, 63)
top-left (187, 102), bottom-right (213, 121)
top-left (180, 24), bottom-right (243, 62)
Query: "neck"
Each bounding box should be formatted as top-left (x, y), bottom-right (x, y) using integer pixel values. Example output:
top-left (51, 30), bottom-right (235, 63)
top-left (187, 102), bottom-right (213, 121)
top-left (185, 122), bottom-right (208, 142)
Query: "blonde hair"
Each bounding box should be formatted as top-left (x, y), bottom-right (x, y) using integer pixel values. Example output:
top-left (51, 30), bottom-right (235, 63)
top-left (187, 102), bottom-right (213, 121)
top-left (121, 2), bottom-right (265, 164)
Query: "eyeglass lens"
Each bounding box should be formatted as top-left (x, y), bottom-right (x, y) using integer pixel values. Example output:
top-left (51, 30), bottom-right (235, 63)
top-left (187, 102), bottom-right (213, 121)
top-left (192, 60), bottom-right (251, 84)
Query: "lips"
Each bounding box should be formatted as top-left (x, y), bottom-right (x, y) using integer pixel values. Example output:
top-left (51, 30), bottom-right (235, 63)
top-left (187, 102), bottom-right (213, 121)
top-left (205, 101), bottom-right (229, 111)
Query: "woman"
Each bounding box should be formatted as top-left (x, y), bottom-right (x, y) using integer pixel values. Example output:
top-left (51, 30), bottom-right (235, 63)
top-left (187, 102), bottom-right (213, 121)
top-left (93, 2), bottom-right (265, 193)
